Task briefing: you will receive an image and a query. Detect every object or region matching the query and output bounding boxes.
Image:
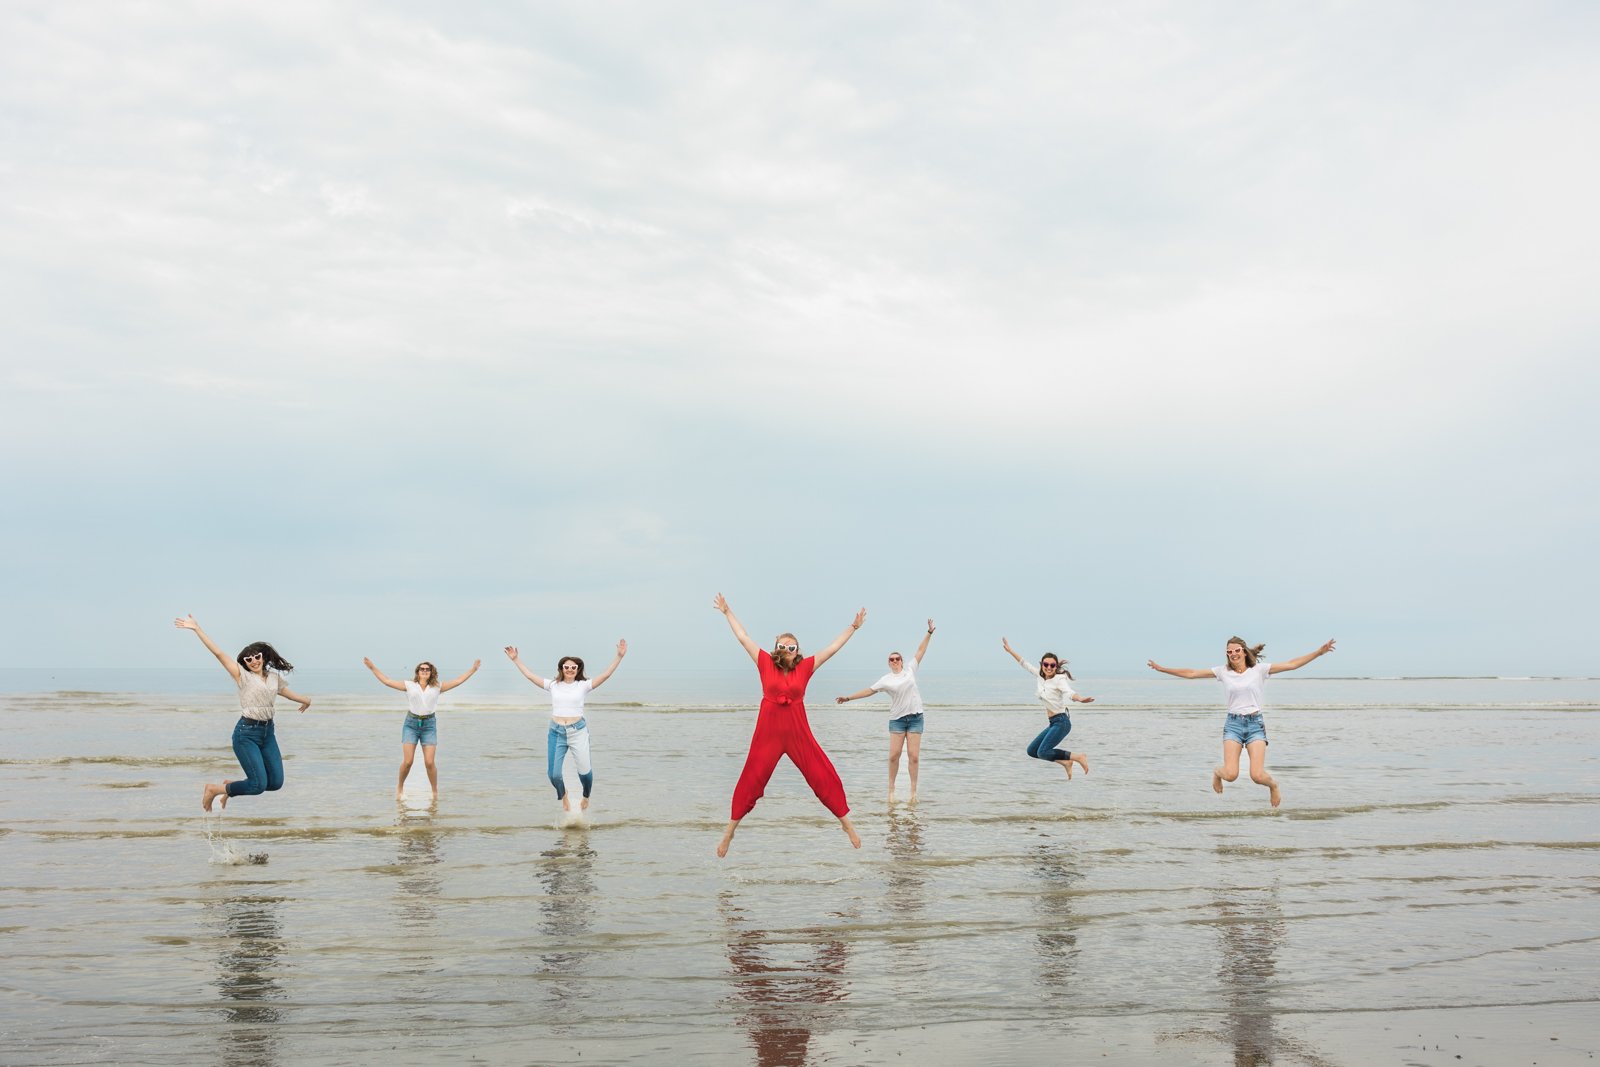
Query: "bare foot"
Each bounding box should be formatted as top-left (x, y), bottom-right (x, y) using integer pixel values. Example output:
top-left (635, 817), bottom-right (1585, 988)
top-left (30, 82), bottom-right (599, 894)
top-left (841, 816), bottom-right (861, 849)
top-left (1057, 759), bottom-right (1073, 780)
top-left (1073, 753), bottom-right (1089, 776)
top-left (580, 796), bottom-right (590, 810)
top-left (1269, 783), bottom-right (1282, 808)
top-left (908, 792), bottom-right (917, 805)
top-left (716, 823), bottom-right (737, 858)
top-left (395, 790), bottom-right (405, 802)
top-left (1212, 770), bottom-right (1224, 795)
top-left (562, 796), bottom-right (573, 813)
top-left (202, 782), bottom-right (230, 812)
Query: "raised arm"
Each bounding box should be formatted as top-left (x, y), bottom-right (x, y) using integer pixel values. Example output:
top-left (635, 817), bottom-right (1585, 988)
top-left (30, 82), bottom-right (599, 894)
top-left (503, 646), bottom-right (548, 688)
top-left (713, 594), bottom-right (761, 664)
top-left (439, 659), bottom-right (482, 692)
top-left (589, 641), bottom-right (627, 691)
top-left (1001, 637), bottom-right (1032, 672)
top-left (813, 608), bottom-right (866, 669)
top-left (835, 687), bottom-right (878, 705)
top-left (174, 615), bottom-right (241, 681)
top-left (362, 657), bottom-right (407, 692)
top-left (1147, 659), bottom-right (1214, 680)
top-left (1268, 639), bottom-right (1336, 675)
top-left (913, 619), bottom-right (935, 666)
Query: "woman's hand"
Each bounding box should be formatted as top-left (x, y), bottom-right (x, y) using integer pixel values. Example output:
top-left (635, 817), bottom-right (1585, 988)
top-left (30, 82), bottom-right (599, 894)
top-left (362, 656), bottom-right (375, 669)
top-left (851, 608), bottom-right (866, 630)
top-left (836, 695), bottom-right (849, 704)
top-left (503, 646), bottom-right (520, 661)
top-left (713, 593), bottom-right (730, 615)
top-left (616, 639), bottom-right (628, 658)
top-left (174, 614), bottom-right (200, 631)
top-left (297, 700), bottom-right (311, 713)
top-left (927, 619), bottom-right (936, 633)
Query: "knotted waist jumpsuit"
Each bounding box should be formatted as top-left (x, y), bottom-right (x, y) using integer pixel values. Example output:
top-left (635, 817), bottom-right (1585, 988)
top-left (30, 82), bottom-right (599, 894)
top-left (729, 650), bottom-right (850, 820)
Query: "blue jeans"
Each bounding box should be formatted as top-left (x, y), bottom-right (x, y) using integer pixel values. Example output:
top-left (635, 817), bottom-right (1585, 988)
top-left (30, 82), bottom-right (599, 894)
top-left (889, 713), bottom-right (925, 734)
top-left (546, 719), bottom-right (594, 800)
top-left (1026, 714), bottom-right (1072, 762)
top-left (227, 717), bottom-right (284, 797)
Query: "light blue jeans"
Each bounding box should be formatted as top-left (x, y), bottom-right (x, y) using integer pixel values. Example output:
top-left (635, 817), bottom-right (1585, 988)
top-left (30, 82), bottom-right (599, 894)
top-left (227, 717), bottom-right (284, 797)
top-left (546, 719), bottom-right (594, 800)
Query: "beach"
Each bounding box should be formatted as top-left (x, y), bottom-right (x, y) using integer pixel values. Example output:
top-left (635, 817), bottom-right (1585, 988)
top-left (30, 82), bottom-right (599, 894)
top-left (3, 671), bottom-right (1597, 1065)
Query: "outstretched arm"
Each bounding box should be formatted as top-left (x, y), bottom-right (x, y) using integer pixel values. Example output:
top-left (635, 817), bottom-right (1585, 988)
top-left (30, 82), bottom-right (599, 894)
top-left (713, 594), bottom-right (761, 664)
top-left (1001, 637), bottom-right (1032, 672)
top-left (503, 646), bottom-right (548, 688)
top-left (1147, 659), bottom-right (1213, 680)
top-left (813, 608), bottom-right (866, 669)
top-left (835, 687), bottom-right (877, 704)
top-left (439, 659), bottom-right (481, 692)
top-left (279, 686), bottom-right (312, 713)
top-left (1268, 639), bottom-right (1337, 675)
top-left (362, 657), bottom-right (407, 692)
top-left (913, 619), bottom-right (935, 666)
top-left (589, 640), bottom-right (628, 691)
top-left (174, 615), bottom-right (241, 682)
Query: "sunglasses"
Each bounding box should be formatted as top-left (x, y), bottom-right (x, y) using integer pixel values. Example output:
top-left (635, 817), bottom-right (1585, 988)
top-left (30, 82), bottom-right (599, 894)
top-left (775, 643), bottom-right (799, 653)
top-left (1041, 662), bottom-right (1059, 670)
top-left (243, 652), bottom-right (265, 662)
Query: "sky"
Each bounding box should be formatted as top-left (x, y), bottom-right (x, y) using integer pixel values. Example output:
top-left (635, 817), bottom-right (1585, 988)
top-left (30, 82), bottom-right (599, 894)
top-left (2, 2), bottom-right (1596, 678)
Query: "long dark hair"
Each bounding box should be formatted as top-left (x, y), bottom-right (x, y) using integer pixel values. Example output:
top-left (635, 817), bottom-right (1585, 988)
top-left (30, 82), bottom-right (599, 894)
top-left (556, 656), bottom-right (587, 682)
top-left (1227, 637), bottom-right (1266, 669)
top-left (1038, 652), bottom-right (1074, 681)
top-left (236, 642), bottom-right (293, 673)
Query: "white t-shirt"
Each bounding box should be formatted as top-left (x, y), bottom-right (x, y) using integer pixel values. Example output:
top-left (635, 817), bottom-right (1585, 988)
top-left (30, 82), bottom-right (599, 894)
top-left (870, 661), bottom-right (925, 719)
top-left (1020, 660), bottom-right (1077, 714)
top-left (543, 678), bottom-right (594, 719)
top-left (404, 681), bottom-right (441, 716)
top-left (237, 670), bottom-right (289, 721)
top-left (1211, 662), bottom-right (1272, 716)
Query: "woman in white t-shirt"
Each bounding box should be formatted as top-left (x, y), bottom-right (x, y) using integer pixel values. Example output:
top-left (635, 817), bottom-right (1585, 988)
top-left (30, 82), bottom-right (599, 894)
top-left (362, 656), bottom-right (481, 800)
top-left (836, 619), bottom-right (936, 803)
top-left (174, 614), bottom-right (313, 813)
top-left (1148, 635), bottom-right (1336, 807)
top-left (504, 640), bottom-right (627, 813)
top-left (1003, 638), bottom-right (1097, 780)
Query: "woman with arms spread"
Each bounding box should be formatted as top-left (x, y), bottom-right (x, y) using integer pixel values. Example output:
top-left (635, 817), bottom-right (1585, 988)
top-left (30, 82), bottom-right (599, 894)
top-left (836, 619), bottom-right (935, 803)
top-left (1148, 636), bottom-right (1336, 807)
top-left (504, 640), bottom-right (627, 814)
top-left (175, 614), bottom-right (311, 812)
top-left (362, 656), bottom-right (481, 800)
top-left (1002, 638), bottom-right (1095, 780)
top-left (714, 594), bottom-right (865, 857)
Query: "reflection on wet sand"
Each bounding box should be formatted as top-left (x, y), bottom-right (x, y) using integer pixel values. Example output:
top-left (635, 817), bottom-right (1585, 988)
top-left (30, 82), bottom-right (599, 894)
top-left (394, 807), bottom-right (442, 930)
top-left (1030, 844), bottom-right (1081, 990)
top-left (207, 892), bottom-right (286, 1067)
top-left (883, 807), bottom-right (927, 921)
top-left (1209, 887), bottom-right (1332, 1067)
top-left (536, 829), bottom-right (597, 1023)
top-left (719, 891), bottom-right (852, 1067)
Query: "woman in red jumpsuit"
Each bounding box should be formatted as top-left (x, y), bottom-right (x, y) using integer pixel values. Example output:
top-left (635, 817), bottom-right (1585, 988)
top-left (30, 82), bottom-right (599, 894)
top-left (713, 593), bottom-right (866, 857)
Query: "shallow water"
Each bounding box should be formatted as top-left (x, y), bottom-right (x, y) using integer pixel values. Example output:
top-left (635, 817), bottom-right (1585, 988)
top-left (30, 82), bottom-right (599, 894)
top-left (3, 672), bottom-right (1598, 1065)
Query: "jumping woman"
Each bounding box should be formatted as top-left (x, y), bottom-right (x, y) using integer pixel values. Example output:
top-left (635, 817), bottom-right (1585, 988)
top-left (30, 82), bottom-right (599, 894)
top-left (1147, 636), bottom-right (1337, 807)
top-left (362, 656), bottom-right (481, 800)
top-left (714, 593), bottom-right (865, 857)
top-left (1002, 638), bottom-right (1095, 780)
top-left (175, 614), bottom-right (312, 812)
top-left (836, 619), bottom-right (935, 803)
top-left (504, 640), bottom-right (627, 813)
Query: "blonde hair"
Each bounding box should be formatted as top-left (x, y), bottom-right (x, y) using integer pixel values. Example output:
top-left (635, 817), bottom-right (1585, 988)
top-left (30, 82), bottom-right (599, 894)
top-left (771, 632), bottom-right (801, 673)
top-left (1226, 637), bottom-right (1266, 669)
top-left (413, 662), bottom-right (439, 688)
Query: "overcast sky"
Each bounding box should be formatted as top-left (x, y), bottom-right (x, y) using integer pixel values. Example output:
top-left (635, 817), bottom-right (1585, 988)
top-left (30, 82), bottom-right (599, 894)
top-left (2, 2), bottom-right (1595, 678)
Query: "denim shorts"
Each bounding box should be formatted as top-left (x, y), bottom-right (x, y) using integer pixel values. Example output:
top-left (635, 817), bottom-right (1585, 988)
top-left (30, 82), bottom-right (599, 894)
top-left (889, 713), bottom-right (925, 735)
top-left (402, 713), bottom-right (438, 746)
top-left (1223, 713), bottom-right (1267, 746)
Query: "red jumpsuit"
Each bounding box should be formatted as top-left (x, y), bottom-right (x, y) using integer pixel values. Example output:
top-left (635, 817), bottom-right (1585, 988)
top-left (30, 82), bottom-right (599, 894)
top-left (729, 651), bottom-right (850, 820)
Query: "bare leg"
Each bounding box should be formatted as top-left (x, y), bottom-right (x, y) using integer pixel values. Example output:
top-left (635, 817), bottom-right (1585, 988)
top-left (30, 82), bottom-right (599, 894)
top-left (1214, 739), bottom-right (1244, 794)
top-left (839, 814), bottom-right (862, 849)
top-left (1246, 739), bottom-right (1280, 807)
top-left (905, 733), bottom-right (921, 802)
top-left (581, 795), bottom-right (590, 810)
top-left (397, 742), bottom-right (417, 800)
top-left (202, 781), bottom-right (230, 812)
top-left (887, 733), bottom-right (906, 801)
top-left (422, 745), bottom-right (438, 798)
top-left (717, 819), bottom-right (740, 857)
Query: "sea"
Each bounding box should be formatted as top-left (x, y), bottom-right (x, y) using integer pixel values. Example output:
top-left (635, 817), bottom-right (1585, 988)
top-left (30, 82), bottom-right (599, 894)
top-left (2, 668), bottom-right (1597, 1066)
